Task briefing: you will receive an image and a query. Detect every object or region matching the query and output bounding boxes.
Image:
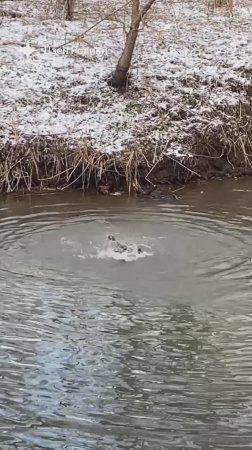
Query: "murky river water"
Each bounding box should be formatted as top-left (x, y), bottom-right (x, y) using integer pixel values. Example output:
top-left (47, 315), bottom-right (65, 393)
top-left (1, 179), bottom-right (252, 450)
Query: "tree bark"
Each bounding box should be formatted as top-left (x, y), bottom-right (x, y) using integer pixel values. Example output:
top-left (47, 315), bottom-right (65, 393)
top-left (65, 0), bottom-right (75, 20)
top-left (110, 0), bottom-right (157, 89)
top-left (110, 25), bottom-right (139, 88)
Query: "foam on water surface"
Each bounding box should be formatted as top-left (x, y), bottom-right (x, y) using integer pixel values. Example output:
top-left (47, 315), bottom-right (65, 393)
top-left (61, 235), bottom-right (153, 262)
top-left (96, 243), bottom-right (153, 262)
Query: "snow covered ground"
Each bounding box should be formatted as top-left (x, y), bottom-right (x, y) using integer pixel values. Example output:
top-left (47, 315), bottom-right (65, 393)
top-left (0, 0), bottom-right (251, 156)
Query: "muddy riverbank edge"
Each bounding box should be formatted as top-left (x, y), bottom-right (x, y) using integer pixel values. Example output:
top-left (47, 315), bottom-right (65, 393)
top-left (1, 136), bottom-right (252, 195)
top-left (1, 96), bottom-right (252, 194)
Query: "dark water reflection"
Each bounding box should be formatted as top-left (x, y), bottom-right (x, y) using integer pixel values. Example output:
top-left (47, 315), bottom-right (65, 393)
top-left (1, 179), bottom-right (252, 449)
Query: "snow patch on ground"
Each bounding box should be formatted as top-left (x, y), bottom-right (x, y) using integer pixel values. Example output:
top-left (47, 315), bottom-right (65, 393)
top-left (0, 0), bottom-right (251, 155)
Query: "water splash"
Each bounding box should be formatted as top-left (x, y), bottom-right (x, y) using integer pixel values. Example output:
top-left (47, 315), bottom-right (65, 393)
top-left (61, 236), bottom-right (152, 262)
top-left (96, 243), bottom-right (152, 262)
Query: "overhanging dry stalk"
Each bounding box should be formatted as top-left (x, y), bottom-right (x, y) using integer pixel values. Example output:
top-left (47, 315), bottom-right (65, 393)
top-left (0, 119), bottom-right (251, 193)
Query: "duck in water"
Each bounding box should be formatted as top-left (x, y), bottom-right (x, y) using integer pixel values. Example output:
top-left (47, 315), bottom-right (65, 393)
top-left (107, 235), bottom-right (142, 254)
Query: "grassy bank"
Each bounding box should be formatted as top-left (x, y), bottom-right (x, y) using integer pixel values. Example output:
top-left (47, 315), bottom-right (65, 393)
top-left (0, 0), bottom-right (252, 192)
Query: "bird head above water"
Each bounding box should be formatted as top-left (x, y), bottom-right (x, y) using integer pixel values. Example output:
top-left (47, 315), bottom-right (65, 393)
top-left (108, 235), bottom-right (116, 241)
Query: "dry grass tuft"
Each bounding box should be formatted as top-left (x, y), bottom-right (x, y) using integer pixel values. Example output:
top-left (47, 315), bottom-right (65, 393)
top-left (1, 100), bottom-right (252, 193)
top-left (0, 136), bottom-right (153, 193)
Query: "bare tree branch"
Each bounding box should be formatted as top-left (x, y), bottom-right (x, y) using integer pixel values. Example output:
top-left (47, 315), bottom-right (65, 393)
top-left (110, 0), bottom-right (158, 89)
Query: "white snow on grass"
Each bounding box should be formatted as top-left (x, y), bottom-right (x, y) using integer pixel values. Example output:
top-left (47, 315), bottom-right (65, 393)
top-left (0, 0), bottom-right (251, 155)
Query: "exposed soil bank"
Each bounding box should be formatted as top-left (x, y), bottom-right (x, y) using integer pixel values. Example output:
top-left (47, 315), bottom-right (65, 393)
top-left (1, 84), bottom-right (252, 192)
top-left (1, 123), bottom-right (252, 194)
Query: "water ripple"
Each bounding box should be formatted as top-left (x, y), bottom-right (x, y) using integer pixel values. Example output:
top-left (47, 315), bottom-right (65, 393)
top-left (1, 189), bottom-right (252, 449)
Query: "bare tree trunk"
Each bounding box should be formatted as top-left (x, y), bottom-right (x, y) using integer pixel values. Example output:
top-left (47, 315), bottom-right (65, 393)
top-left (65, 0), bottom-right (75, 20)
top-left (110, 0), bottom-right (157, 89)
